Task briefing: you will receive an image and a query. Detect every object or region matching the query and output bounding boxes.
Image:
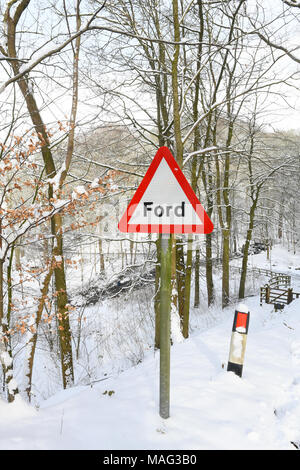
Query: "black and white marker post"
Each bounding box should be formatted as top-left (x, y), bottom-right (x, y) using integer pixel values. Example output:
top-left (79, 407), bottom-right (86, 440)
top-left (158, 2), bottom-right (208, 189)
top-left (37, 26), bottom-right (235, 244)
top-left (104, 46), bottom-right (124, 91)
top-left (159, 233), bottom-right (172, 419)
top-left (227, 304), bottom-right (250, 378)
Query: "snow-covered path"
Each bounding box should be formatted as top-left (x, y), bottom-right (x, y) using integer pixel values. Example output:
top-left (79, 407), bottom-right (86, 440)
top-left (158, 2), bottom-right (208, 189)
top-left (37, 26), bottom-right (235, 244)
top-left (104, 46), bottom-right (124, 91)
top-left (1, 246), bottom-right (300, 450)
top-left (1, 294), bottom-right (300, 450)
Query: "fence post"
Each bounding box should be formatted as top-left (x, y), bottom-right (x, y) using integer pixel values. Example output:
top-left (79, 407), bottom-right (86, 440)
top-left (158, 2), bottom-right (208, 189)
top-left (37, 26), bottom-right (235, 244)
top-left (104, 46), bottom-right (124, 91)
top-left (287, 288), bottom-right (293, 305)
top-left (266, 286), bottom-right (270, 304)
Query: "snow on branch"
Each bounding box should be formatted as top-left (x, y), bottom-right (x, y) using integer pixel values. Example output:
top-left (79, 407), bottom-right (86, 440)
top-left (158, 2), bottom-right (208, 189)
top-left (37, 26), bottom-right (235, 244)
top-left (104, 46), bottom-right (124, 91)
top-left (282, 0), bottom-right (300, 7)
top-left (183, 147), bottom-right (218, 166)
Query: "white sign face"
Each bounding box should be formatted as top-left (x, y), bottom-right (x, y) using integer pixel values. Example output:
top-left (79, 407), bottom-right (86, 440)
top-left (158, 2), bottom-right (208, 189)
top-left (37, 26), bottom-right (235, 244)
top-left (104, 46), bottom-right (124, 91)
top-left (128, 158), bottom-right (203, 226)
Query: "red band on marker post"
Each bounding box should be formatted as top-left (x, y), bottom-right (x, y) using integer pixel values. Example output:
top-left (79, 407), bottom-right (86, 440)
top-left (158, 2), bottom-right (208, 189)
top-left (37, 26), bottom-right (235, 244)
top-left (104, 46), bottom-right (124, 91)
top-left (227, 306), bottom-right (250, 377)
top-left (233, 311), bottom-right (249, 334)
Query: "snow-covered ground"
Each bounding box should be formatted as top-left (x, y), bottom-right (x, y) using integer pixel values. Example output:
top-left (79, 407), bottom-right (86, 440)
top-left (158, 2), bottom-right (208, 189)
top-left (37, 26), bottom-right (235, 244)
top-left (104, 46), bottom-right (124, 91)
top-left (2, 245), bottom-right (300, 450)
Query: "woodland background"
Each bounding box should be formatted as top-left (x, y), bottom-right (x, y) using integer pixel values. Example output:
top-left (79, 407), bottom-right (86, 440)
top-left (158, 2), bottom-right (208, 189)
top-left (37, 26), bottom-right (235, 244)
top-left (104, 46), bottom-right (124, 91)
top-left (0, 0), bottom-right (300, 405)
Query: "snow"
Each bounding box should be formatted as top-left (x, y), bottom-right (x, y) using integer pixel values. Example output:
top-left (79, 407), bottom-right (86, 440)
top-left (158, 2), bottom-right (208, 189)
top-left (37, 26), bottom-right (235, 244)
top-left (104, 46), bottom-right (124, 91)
top-left (236, 326), bottom-right (247, 333)
top-left (0, 395), bottom-right (36, 423)
top-left (47, 163), bottom-right (66, 192)
top-left (91, 178), bottom-right (100, 189)
top-left (51, 199), bottom-right (69, 210)
top-left (1, 297), bottom-right (300, 449)
top-left (237, 303), bottom-right (249, 313)
top-left (72, 185), bottom-right (87, 200)
top-left (7, 378), bottom-right (19, 394)
top-left (1, 245), bottom-right (300, 450)
top-left (18, 44), bottom-right (57, 75)
top-left (0, 351), bottom-right (12, 368)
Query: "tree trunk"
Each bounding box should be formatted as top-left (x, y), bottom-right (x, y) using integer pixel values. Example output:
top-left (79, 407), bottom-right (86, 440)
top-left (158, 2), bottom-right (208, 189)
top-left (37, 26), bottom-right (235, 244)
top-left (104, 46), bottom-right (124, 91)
top-left (176, 239), bottom-right (185, 324)
top-left (205, 231), bottom-right (214, 306)
top-left (222, 228), bottom-right (230, 308)
top-left (25, 265), bottom-right (53, 401)
top-left (52, 221), bottom-right (74, 388)
top-left (154, 235), bottom-right (161, 349)
top-left (239, 198), bottom-right (258, 299)
top-left (0, 248), bottom-right (19, 403)
top-left (99, 238), bottom-right (105, 272)
top-left (4, 0), bottom-right (76, 389)
top-left (194, 248), bottom-right (200, 308)
top-left (182, 235), bottom-right (193, 338)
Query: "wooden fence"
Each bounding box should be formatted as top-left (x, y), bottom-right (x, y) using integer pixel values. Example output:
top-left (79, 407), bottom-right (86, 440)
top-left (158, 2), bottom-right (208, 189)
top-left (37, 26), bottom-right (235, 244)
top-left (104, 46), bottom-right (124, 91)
top-left (260, 286), bottom-right (292, 306)
top-left (266, 274), bottom-right (291, 289)
top-left (260, 286), bottom-right (300, 308)
top-left (230, 264), bottom-right (299, 309)
top-left (231, 265), bottom-right (291, 287)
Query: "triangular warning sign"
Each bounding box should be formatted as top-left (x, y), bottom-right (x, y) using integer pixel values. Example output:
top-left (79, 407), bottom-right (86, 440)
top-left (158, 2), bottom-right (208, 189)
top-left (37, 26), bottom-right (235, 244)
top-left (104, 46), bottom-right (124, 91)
top-left (118, 146), bottom-right (214, 234)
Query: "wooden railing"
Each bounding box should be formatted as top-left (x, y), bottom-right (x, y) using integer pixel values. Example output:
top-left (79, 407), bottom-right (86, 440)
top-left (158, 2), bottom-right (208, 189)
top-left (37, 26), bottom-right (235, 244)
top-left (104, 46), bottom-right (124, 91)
top-left (230, 264), bottom-right (297, 308)
top-left (267, 274), bottom-right (291, 289)
top-left (231, 265), bottom-right (291, 286)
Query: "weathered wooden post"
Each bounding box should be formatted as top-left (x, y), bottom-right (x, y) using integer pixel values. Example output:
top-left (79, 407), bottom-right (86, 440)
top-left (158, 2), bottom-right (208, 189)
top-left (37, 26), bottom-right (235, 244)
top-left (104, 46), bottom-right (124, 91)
top-left (266, 285), bottom-right (270, 304)
top-left (287, 288), bottom-right (293, 305)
